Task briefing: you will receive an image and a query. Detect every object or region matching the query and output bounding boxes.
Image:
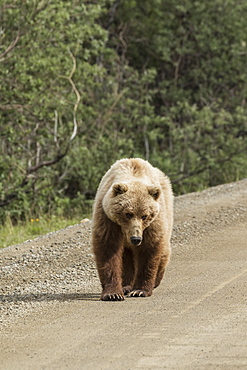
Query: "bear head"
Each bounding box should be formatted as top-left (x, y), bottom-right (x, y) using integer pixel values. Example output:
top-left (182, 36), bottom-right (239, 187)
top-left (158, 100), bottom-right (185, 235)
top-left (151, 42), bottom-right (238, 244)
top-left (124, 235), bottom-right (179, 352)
top-left (102, 181), bottom-right (161, 246)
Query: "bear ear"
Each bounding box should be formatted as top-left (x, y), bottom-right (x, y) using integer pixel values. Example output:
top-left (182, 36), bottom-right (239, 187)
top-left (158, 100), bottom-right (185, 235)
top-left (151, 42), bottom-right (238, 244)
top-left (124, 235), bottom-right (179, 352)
top-left (148, 186), bottom-right (161, 200)
top-left (112, 183), bottom-right (128, 196)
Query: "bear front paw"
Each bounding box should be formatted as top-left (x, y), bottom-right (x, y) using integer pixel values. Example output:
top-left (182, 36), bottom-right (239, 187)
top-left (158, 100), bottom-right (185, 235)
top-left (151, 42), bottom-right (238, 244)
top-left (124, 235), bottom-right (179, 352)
top-left (101, 293), bottom-right (124, 301)
top-left (128, 289), bottom-right (149, 298)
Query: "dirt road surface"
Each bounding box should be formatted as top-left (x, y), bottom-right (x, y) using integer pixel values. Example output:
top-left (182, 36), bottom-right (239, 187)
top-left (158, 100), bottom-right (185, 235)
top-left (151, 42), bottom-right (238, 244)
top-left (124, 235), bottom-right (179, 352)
top-left (1, 179), bottom-right (247, 369)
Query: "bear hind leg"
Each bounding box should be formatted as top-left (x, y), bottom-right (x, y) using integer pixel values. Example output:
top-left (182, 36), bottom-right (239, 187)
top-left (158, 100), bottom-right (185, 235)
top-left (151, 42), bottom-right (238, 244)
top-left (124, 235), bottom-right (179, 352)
top-left (122, 247), bottom-right (135, 295)
top-left (154, 252), bottom-right (170, 289)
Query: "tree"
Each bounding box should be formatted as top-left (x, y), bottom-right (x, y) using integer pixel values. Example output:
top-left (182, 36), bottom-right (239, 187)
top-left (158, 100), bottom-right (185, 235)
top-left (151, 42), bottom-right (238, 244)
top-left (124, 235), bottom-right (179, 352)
top-left (0, 1), bottom-right (113, 219)
top-left (0, 0), bottom-right (247, 223)
top-left (105, 0), bottom-right (247, 191)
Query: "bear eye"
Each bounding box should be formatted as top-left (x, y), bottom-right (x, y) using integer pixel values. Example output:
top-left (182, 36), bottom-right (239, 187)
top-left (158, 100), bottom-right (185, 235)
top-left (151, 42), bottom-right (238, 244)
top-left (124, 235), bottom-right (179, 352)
top-left (141, 215), bottom-right (147, 221)
top-left (126, 213), bottom-right (133, 219)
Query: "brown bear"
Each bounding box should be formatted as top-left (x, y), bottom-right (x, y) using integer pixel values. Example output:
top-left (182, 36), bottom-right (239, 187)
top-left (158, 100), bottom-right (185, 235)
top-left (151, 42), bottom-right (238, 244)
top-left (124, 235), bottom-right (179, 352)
top-left (92, 158), bottom-right (173, 301)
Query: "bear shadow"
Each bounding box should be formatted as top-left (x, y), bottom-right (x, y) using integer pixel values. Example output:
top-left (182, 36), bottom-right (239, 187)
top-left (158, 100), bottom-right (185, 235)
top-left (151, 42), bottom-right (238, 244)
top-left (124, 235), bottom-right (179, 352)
top-left (0, 292), bottom-right (101, 303)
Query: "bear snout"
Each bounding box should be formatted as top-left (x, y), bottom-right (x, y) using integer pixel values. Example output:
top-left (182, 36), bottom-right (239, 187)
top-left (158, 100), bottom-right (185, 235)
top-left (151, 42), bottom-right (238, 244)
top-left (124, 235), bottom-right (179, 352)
top-left (130, 236), bottom-right (142, 246)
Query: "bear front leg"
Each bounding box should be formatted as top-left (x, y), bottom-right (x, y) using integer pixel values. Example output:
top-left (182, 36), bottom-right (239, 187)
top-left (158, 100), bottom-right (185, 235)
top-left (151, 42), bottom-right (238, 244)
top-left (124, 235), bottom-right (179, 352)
top-left (96, 250), bottom-right (124, 301)
top-left (92, 219), bottom-right (125, 301)
top-left (129, 250), bottom-right (161, 298)
top-left (93, 233), bottom-right (125, 301)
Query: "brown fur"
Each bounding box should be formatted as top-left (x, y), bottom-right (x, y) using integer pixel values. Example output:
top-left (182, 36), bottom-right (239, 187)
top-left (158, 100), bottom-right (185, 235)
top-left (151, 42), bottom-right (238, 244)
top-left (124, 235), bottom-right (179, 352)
top-left (92, 158), bottom-right (173, 301)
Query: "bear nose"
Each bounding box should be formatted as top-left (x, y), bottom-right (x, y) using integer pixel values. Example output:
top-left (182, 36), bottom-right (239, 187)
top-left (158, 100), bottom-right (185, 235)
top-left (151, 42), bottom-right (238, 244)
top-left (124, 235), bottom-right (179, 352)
top-left (130, 236), bottom-right (142, 246)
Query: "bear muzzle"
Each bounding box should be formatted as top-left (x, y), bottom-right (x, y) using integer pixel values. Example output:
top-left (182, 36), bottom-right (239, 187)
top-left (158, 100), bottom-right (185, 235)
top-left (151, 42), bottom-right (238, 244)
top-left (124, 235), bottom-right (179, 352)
top-left (130, 236), bottom-right (142, 246)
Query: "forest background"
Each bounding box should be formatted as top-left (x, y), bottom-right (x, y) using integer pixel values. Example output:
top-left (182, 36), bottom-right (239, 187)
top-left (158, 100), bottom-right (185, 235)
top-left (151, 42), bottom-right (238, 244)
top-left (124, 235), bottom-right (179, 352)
top-left (1, 0), bottom-right (247, 230)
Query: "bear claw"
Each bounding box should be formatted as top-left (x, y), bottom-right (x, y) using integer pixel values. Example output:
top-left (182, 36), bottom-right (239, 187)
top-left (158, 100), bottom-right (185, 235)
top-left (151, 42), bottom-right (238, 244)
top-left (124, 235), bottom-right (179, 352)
top-left (128, 290), bottom-right (146, 297)
top-left (101, 293), bottom-right (124, 301)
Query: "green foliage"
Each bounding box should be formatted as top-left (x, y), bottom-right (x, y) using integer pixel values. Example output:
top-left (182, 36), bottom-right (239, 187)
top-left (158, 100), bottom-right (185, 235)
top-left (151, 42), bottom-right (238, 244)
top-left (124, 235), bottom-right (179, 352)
top-left (148, 104), bottom-right (247, 193)
top-left (115, 0), bottom-right (247, 109)
top-left (0, 0), bottom-right (247, 228)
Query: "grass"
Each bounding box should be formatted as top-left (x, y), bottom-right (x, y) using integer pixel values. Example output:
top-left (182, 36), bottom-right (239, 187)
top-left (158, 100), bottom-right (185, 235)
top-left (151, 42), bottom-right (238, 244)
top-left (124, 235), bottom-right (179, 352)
top-left (0, 215), bottom-right (84, 249)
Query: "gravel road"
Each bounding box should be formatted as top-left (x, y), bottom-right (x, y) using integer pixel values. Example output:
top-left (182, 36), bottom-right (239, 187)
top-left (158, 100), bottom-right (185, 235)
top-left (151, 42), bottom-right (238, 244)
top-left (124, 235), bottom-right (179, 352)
top-left (0, 179), bottom-right (247, 369)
